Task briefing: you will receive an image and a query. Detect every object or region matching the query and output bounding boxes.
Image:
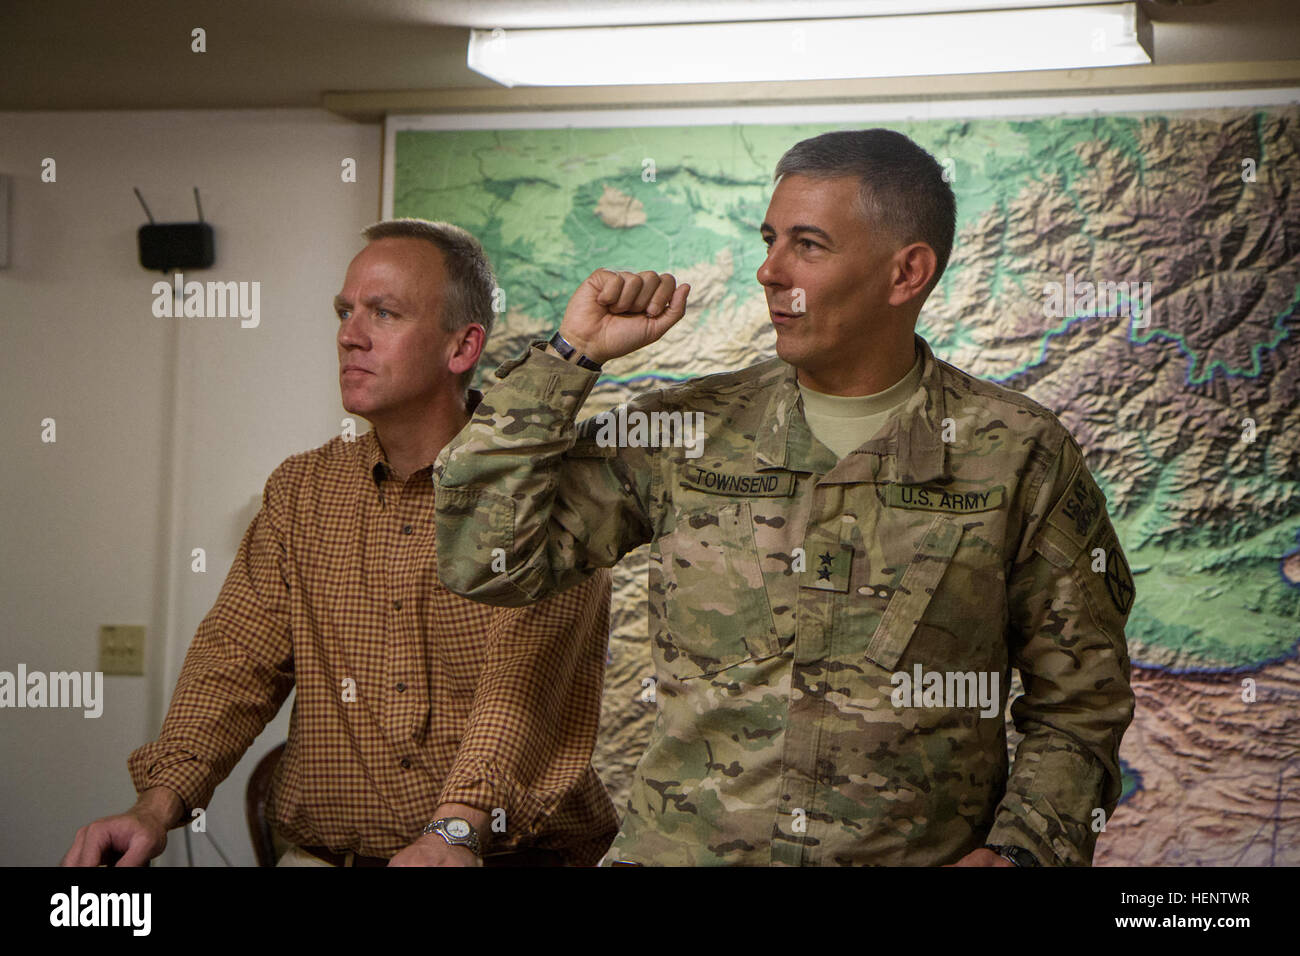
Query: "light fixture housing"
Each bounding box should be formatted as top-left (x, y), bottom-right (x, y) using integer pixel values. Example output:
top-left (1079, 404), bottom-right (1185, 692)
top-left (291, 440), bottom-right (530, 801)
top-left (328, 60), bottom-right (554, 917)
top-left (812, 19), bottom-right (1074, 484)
top-left (466, 2), bottom-right (1153, 87)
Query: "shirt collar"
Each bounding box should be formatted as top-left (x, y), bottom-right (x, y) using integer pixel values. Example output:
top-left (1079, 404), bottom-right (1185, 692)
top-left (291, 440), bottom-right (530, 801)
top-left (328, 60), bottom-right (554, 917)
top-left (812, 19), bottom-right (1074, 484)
top-left (359, 430), bottom-right (388, 486)
top-left (754, 333), bottom-right (948, 483)
top-left (360, 388), bottom-right (485, 487)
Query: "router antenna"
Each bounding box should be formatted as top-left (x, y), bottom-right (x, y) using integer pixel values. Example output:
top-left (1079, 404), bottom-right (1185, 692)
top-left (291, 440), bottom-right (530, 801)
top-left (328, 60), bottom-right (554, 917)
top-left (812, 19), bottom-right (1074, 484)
top-left (133, 187), bottom-right (156, 225)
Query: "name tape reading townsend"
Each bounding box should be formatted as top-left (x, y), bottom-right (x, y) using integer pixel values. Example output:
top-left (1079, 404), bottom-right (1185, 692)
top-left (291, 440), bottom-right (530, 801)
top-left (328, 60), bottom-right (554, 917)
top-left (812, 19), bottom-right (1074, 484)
top-left (679, 468), bottom-right (795, 497)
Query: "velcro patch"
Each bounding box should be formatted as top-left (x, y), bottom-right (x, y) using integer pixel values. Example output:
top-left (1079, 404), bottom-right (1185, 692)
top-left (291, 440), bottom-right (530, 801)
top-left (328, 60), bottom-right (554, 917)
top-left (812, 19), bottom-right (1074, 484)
top-left (885, 484), bottom-right (1004, 513)
top-left (1061, 471), bottom-right (1104, 539)
top-left (1092, 521), bottom-right (1135, 615)
top-left (680, 467), bottom-right (794, 497)
top-left (1046, 461), bottom-right (1105, 552)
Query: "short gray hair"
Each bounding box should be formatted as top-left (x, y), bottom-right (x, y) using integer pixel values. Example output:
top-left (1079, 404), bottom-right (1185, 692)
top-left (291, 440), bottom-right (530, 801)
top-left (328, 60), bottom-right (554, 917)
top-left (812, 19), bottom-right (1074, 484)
top-left (774, 129), bottom-right (956, 294)
top-left (361, 218), bottom-right (497, 342)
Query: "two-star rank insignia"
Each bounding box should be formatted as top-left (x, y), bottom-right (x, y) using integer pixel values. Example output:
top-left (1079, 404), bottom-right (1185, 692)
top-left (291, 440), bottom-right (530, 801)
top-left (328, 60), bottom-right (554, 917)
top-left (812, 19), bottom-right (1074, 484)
top-left (803, 544), bottom-right (853, 592)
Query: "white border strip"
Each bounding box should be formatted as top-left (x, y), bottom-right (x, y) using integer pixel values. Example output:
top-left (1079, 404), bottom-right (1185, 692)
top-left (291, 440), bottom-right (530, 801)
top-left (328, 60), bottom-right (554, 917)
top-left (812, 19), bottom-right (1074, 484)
top-left (381, 87), bottom-right (1300, 217)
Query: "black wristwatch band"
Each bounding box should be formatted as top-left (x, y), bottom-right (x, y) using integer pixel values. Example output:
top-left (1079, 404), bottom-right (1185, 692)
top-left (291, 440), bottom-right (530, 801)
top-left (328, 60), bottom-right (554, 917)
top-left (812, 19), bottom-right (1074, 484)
top-left (548, 331), bottom-right (603, 372)
top-left (984, 843), bottom-right (1041, 867)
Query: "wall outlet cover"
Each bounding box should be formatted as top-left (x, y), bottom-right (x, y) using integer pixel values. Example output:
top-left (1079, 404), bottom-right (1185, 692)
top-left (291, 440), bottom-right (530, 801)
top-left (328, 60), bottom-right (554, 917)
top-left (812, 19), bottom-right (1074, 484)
top-left (99, 624), bottom-right (145, 676)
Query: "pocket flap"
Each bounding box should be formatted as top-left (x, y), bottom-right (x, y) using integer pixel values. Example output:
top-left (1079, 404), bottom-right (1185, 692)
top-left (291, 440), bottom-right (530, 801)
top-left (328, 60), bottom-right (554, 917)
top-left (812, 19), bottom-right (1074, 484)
top-left (862, 514), bottom-right (963, 671)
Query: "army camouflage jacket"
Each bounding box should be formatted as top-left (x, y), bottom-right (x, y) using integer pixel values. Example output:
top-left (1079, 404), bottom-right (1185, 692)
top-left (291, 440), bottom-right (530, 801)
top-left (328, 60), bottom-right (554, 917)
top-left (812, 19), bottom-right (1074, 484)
top-left (433, 333), bottom-right (1135, 866)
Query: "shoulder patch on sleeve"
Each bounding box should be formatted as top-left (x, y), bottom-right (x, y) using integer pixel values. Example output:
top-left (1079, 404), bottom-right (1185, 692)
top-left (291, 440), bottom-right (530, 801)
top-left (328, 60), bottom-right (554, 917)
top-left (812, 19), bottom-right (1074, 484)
top-left (1045, 457), bottom-right (1106, 555)
top-left (1033, 450), bottom-right (1136, 621)
top-left (1091, 519), bottom-right (1135, 615)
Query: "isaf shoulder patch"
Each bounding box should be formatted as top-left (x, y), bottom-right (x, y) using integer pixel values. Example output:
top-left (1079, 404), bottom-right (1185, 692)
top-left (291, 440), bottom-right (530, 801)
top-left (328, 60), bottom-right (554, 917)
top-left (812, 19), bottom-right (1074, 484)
top-left (1038, 455), bottom-right (1135, 618)
top-left (1059, 469), bottom-right (1104, 540)
top-left (1045, 459), bottom-right (1106, 553)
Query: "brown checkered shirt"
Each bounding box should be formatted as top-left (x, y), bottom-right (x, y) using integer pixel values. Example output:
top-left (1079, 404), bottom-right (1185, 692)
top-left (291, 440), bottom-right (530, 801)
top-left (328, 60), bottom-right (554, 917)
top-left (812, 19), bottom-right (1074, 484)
top-left (128, 425), bottom-right (618, 865)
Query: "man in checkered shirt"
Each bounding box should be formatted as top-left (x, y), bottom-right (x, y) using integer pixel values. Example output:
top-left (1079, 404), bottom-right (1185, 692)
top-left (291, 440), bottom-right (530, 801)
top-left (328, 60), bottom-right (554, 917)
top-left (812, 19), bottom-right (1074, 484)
top-left (62, 219), bottom-right (617, 868)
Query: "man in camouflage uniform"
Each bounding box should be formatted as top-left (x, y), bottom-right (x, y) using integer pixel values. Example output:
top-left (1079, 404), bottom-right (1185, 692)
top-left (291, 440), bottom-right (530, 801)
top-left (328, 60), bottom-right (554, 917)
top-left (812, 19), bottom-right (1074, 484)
top-left (433, 129), bottom-right (1135, 866)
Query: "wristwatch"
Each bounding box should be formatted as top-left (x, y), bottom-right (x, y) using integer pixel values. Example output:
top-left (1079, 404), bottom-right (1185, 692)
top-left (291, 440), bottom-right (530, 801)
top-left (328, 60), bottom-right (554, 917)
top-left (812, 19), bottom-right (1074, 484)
top-left (984, 843), bottom-right (1040, 867)
top-left (548, 330), bottom-right (603, 372)
top-left (423, 817), bottom-right (482, 856)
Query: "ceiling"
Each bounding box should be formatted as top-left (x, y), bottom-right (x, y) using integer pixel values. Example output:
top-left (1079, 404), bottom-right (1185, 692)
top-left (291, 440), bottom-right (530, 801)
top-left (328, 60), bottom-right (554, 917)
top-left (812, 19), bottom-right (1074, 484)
top-left (1, 0), bottom-right (1297, 114)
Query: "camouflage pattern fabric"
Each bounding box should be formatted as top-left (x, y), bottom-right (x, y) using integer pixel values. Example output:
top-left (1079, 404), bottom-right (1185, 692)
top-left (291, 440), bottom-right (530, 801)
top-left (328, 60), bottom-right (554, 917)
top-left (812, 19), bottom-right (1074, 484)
top-left (433, 333), bottom-right (1135, 866)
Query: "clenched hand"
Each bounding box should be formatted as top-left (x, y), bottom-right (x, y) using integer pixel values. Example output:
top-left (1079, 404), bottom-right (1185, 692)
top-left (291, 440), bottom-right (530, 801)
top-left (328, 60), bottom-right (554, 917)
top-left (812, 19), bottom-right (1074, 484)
top-left (558, 269), bottom-right (690, 366)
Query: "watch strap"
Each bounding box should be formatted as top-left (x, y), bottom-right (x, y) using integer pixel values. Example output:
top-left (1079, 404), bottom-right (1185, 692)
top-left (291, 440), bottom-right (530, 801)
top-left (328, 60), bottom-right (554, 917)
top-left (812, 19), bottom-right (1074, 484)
top-left (423, 817), bottom-right (482, 856)
top-left (984, 843), bottom-right (1040, 867)
top-left (548, 331), bottom-right (603, 372)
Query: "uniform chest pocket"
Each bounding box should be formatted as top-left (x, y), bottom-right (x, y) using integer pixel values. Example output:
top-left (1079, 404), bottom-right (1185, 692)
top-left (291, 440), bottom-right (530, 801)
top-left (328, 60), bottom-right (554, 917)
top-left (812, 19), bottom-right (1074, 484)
top-left (656, 500), bottom-right (780, 679)
top-left (861, 514), bottom-right (964, 672)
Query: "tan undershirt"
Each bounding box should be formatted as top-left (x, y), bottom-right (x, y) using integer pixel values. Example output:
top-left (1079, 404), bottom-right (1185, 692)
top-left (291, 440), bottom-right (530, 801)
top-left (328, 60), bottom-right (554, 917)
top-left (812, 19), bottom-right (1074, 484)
top-left (797, 353), bottom-right (923, 460)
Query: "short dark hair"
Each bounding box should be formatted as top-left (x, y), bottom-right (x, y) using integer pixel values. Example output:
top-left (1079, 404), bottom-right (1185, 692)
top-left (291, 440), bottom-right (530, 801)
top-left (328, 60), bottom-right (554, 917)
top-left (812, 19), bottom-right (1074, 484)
top-left (773, 129), bottom-right (956, 294)
top-left (361, 218), bottom-right (497, 342)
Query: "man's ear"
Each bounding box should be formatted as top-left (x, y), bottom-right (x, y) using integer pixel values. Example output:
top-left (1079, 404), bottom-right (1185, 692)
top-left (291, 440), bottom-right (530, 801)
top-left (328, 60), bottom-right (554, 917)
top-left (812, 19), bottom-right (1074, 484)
top-left (448, 323), bottom-right (486, 378)
top-left (889, 243), bottom-right (938, 307)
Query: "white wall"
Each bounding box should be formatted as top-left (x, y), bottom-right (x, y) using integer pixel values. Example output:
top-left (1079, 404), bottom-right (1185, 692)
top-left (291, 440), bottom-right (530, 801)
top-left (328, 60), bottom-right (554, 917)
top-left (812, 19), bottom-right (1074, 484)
top-left (0, 109), bottom-right (381, 865)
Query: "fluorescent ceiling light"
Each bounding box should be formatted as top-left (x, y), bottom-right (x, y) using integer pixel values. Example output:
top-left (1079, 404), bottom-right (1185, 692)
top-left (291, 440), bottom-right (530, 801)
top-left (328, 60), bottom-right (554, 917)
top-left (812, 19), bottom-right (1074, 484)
top-left (439, 1), bottom-right (1127, 28)
top-left (467, 2), bottom-right (1153, 87)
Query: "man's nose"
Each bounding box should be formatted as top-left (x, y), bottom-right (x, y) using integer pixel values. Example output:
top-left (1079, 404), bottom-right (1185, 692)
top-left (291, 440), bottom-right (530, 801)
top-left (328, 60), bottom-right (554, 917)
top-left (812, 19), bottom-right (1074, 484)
top-left (756, 246), bottom-right (786, 288)
top-left (337, 311), bottom-right (366, 348)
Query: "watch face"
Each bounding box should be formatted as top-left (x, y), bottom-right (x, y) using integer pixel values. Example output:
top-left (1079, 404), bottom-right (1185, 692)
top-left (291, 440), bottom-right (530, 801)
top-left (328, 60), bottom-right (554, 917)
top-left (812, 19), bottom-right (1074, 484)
top-left (446, 819), bottom-right (471, 839)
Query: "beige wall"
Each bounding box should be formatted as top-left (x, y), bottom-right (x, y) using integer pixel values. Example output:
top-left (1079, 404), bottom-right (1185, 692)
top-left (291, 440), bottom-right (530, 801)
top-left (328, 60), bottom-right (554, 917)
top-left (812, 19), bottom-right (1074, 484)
top-left (0, 109), bottom-right (380, 865)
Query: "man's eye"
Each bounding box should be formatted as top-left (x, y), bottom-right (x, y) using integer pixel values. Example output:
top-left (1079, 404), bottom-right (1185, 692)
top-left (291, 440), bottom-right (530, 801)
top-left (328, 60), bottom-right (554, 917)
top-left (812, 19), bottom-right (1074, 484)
top-left (798, 238), bottom-right (820, 250)
top-left (337, 309), bottom-right (350, 321)
top-left (376, 309), bottom-right (391, 319)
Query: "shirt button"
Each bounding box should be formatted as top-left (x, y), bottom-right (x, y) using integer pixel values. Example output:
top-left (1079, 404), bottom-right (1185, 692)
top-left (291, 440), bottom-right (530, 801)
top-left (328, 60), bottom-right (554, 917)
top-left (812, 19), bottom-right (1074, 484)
top-left (399, 758), bottom-right (411, 770)
top-left (393, 599), bottom-right (402, 610)
top-left (858, 586), bottom-right (871, 596)
top-left (842, 514), bottom-right (857, 523)
top-left (402, 524), bottom-right (413, 534)
top-left (396, 681), bottom-right (406, 692)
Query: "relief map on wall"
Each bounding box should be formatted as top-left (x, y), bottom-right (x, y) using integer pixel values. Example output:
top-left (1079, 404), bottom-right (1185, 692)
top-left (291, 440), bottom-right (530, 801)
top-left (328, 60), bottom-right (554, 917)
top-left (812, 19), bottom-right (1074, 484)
top-left (393, 104), bottom-right (1300, 865)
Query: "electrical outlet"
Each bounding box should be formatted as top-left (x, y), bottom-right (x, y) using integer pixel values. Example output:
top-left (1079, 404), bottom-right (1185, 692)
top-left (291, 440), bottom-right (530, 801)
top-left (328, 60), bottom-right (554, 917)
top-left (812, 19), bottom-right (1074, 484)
top-left (100, 625), bottom-right (145, 676)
